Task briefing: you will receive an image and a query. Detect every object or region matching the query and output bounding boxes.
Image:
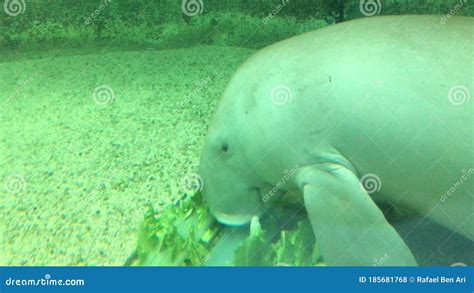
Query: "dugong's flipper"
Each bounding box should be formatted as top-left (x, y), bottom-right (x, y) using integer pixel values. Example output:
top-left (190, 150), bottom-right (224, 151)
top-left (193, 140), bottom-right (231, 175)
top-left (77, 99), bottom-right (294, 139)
top-left (297, 164), bottom-right (417, 266)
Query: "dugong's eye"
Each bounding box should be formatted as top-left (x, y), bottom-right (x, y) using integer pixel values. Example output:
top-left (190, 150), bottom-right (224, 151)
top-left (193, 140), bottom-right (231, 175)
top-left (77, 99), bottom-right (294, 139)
top-left (221, 143), bottom-right (229, 153)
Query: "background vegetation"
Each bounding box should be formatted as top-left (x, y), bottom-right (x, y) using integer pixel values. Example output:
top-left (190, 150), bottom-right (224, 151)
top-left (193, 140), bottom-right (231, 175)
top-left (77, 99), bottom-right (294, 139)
top-left (1, 0), bottom-right (473, 50)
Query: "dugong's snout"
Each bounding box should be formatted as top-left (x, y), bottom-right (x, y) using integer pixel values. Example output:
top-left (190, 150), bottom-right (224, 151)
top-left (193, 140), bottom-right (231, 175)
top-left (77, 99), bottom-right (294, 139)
top-left (201, 174), bottom-right (264, 226)
top-left (199, 152), bottom-right (264, 226)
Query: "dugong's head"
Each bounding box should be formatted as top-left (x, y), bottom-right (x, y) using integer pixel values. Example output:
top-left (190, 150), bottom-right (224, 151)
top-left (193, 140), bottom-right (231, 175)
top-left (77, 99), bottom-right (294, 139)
top-left (198, 88), bottom-right (277, 226)
top-left (199, 125), bottom-right (265, 226)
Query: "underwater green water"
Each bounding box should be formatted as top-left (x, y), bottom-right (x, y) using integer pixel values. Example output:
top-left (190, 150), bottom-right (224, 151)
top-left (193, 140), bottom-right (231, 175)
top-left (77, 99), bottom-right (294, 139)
top-left (1, 0), bottom-right (472, 267)
top-left (3, 42), bottom-right (471, 266)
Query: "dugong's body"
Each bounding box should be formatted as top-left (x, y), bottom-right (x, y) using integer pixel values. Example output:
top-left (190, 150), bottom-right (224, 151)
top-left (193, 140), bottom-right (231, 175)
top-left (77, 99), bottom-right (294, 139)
top-left (199, 16), bottom-right (473, 266)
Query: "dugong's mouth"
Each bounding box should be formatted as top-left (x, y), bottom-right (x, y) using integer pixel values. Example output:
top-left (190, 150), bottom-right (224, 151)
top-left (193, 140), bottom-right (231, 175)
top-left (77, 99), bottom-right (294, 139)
top-left (212, 210), bottom-right (255, 226)
top-left (210, 186), bottom-right (274, 226)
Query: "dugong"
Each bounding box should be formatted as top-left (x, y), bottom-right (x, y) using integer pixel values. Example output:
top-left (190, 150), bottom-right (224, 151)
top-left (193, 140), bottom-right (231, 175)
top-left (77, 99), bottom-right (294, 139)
top-left (199, 15), bottom-right (473, 266)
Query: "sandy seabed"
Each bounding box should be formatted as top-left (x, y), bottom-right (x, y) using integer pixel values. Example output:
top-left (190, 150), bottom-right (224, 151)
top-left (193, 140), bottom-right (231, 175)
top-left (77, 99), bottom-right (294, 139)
top-left (0, 45), bottom-right (254, 265)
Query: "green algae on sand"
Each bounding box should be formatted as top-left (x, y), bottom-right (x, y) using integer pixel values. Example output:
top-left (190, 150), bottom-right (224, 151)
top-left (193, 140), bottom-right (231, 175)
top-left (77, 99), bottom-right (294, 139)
top-left (131, 191), bottom-right (325, 266)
